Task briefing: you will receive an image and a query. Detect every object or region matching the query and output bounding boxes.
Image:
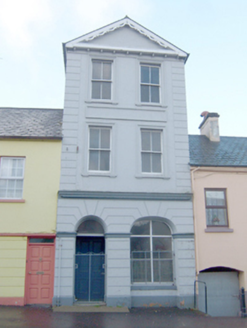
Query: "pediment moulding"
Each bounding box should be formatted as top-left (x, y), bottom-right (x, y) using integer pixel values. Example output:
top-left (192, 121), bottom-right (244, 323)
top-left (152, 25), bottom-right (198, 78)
top-left (66, 45), bottom-right (184, 61)
top-left (64, 16), bottom-right (188, 61)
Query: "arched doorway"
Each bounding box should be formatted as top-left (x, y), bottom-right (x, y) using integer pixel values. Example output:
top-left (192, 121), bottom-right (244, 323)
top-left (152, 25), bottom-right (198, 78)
top-left (75, 218), bottom-right (105, 302)
top-left (198, 267), bottom-right (240, 316)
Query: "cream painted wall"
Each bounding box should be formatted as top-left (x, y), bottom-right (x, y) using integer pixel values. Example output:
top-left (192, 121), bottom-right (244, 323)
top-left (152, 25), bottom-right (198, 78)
top-left (0, 139), bottom-right (61, 233)
top-left (191, 167), bottom-right (247, 288)
top-left (0, 237), bottom-right (27, 297)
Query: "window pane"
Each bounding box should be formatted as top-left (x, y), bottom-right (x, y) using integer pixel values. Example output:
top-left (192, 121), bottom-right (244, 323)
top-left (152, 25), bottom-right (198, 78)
top-left (15, 189), bottom-right (22, 199)
top-left (153, 259), bottom-right (173, 282)
top-left (0, 179), bottom-right (6, 189)
top-left (1, 167), bottom-right (9, 177)
top-left (0, 179), bottom-right (7, 198)
top-left (153, 237), bottom-right (172, 253)
top-left (92, 82), bottom-right (101, 99)
top-left (102, 82), bottom-right (111, 99)
top-left (11, 160), bottom-right (17, 176)
top-left (141, 85), bottom-right (149, 102)
top-left (151, 67), bottom-right (159, 84)
top-left (100, 129), bottom-right (110, 149)
top-left (16, 180), bottom-right (23, 189)
top-left (206, 191), bottom-right (225, 206)
top-left (152, 153), bottom-right (161, 173)
top-left (152, 132), bottom-right (161, 151)
top-left (92, 61), bottom-right (101, 79)
top-left (206, 208), bottom-right (228, 226)
top-left (131, 237), bottom-right (150, 252)
top-left (103, 62), bottom-right (111, 80)
top-left (29, 238), bottom-right (54, 243)
top-left (141, 131), bottom-right (150, 151)
top-left (131, 220), bottom-right (150, 235)
top-left (141, 66), bottom-right (149, 83)
top-left (1, 158), bottom-right (24, 178)
top-left (7, 188), bottom-right (14, 198)
top-left (142, 153), bottom-right (151, 172)
top-left (16, 159), bottom-right (24, 177)
top-left (90, 129), bottom-right (99, 148)
top-left (132, 258), bottom-right (151, 283)
top-left (89, 150), bottom-right (99, 170)
top-left (0, 189), bottom-right (6, 198)
top-left (152, 221), bottom-right (171, 235)
top-left (151, 86), bottom-right (159, 103)
top-left (100, 150), bottom-right (110, 171)
top-left (8, 180), bottom-right (15, 188)
top-left (2, 158), bottom-right (10, 176)
top-left (77, 220), bottom-right (104, 234)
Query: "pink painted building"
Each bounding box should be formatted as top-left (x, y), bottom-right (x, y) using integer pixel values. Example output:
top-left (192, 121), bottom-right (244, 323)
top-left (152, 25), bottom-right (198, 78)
top-left (189, 112), bottom-right (247, 317)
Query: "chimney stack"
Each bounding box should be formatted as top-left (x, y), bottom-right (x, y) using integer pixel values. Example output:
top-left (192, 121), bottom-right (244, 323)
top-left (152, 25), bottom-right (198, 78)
top-left (199, 112), bottom-right (220, 142)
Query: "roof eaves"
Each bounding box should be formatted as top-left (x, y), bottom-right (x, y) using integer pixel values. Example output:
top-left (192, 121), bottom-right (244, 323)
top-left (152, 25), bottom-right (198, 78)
top-left (0, 136), bottom-right (63, 140)
top-left (189, 163), bottom-right (247, 168)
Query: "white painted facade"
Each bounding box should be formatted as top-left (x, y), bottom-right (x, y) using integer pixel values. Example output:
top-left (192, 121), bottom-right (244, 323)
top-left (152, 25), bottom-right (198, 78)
top-left (54, 17), bottom-right (195, 308)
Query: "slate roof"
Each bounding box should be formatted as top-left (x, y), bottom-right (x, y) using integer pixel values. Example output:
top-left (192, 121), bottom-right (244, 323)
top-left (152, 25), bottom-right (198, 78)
top-left (189, 135), bottom-right (247, 167)
top-left (0, 107), bottom-right (63, 139)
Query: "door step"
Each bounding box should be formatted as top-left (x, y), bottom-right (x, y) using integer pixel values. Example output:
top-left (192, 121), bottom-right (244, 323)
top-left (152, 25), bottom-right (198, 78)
top-left (74, 301), bottom-right (106, 307)
top-left (53, 304), bottom-right (129, 313)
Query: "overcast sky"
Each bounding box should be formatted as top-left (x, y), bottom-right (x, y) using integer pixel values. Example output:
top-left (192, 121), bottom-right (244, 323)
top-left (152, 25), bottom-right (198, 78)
top-left (0, 0), bottom-right (246, 136)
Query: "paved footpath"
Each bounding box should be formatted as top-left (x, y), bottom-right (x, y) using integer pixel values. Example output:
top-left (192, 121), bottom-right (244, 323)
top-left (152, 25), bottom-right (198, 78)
top-left (1, 306), bottom-right (247, 328)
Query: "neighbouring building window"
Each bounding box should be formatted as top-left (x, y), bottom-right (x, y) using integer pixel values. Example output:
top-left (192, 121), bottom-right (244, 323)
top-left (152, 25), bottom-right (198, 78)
top-left (140, 64), bottom-right (160, 103)
top-left (89, 127), bottom-right (111, 171)
top-left (131, 220), bottom-right (173, 283)
top-left (141, 129), bottom-right (162, 173)
top-left (92, 60), bottom-right (112, 100)
top-left (0, 157), bottom-right (25, 199)
top-left (205, 189), bottom-right (228, 226)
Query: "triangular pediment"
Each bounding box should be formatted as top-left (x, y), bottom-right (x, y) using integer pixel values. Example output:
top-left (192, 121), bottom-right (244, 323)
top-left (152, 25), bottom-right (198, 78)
top-left (65, 17), bottom-right (188, 59)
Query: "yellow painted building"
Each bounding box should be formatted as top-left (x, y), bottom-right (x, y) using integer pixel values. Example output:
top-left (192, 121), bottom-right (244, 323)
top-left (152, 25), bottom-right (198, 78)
top-left (0, 108), bottom-right (62, 306)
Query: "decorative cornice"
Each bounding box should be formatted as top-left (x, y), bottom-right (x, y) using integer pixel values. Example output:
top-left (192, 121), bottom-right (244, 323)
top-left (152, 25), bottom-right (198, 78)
top-left (56, 232), bottom-right (77, 238)
top-left (172, 233), bottom-right (194, 239)
top-left (105, 233), bottom-right (131, 238)
top-left (58, 191), bottom-right (192, 201)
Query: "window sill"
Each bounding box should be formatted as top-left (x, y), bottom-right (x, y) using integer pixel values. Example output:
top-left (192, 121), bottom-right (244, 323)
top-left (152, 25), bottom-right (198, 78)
top-left (85, 100), bottom-right (118, 105)
top-left (131, 284), bottom-right (177, 291)
top-left (0, 199), bottom-right (25, 203)
top-left (135, 103), bottom-right (167, 108)
top-left (205, 227), bottom-right (234, 233)
top-left (82, 173), bottom-right (117, 178)
top-left (135, 174), bottom-right (170, 180)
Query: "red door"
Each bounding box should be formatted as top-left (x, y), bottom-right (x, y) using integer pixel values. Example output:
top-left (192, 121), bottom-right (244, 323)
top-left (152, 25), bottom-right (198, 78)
top-left (26, 238), bottom-right (55, 304)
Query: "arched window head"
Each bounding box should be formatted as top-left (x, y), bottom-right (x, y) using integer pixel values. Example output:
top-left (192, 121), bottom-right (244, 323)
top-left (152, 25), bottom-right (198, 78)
top-left (131, 219), bottom-right (173, 283)
top-left (77, 219), bottom-right (104, 235)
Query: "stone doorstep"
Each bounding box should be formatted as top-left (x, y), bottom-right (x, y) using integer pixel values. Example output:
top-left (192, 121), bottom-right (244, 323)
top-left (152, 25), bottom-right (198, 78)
top-left (53, 305), bottom-right (129, 313)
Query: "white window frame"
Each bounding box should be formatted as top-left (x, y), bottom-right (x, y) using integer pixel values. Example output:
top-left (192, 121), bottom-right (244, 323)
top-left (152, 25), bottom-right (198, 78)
top-left (0, 157), bottom-right (25, 199)
top-left (140, 64), bottom-right (160, 104)
top-left (131, 220), bottom-right (173, 284)
top-left (141, 129), bottom-right (163, 174)
top-left (91, 59), bottom-right (113, 101)
top-left (88, 126), bottom-right (111, 172)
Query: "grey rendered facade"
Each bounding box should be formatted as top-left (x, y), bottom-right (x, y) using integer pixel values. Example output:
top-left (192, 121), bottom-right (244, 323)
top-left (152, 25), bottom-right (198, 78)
top-left (53, 17), bottom-right (195, 308)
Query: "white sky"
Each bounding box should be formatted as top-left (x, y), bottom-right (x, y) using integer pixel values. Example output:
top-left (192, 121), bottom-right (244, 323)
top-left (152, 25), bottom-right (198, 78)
top-left (0, 0), bottom-right (246, 136)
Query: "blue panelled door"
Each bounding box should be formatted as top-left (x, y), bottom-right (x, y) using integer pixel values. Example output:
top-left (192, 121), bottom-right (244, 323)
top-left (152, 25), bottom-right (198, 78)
top-left (75, 237), bottom-right (105, 301)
